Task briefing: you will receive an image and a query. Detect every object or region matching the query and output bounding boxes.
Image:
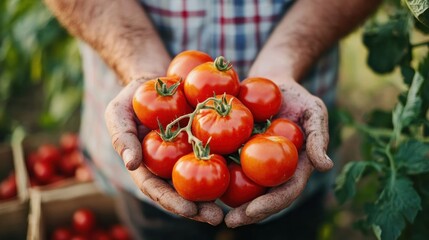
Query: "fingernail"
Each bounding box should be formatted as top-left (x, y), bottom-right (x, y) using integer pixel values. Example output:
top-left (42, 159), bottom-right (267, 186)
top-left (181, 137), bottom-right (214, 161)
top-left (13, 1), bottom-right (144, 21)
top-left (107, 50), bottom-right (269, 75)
top-left (123, 149), bottom-right (134, 167)
top-left (324, 154), bottom-right (334, 167)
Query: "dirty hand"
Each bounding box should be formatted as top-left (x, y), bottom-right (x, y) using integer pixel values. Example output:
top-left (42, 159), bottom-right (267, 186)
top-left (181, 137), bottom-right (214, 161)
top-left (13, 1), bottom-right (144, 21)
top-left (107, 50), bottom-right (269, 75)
top-left (225, 79), bottom-right (332, 228)
top-left (105, 78), bottom-right (223, 226)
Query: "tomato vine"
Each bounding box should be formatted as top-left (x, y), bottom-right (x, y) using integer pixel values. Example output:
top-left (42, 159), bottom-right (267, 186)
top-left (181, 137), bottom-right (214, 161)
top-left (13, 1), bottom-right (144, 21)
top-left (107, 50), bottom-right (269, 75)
top-left (335, 1), bottom-right (429, 240)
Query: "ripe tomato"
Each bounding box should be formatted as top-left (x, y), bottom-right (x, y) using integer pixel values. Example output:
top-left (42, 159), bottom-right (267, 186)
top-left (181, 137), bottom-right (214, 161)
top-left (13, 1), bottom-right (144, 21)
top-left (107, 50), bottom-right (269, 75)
top-left (58, 150), bottom-right (84, 177)
top-left (133, 77), bottom-right (192, 130)
top-left (51, 227), bottom-right (73, 240)
top-left (265, 118), bottom-right (304, 151)
top-left (220, 163), bottom-right (266, 208)
top-left (142, 130), bottom-right (192, 179)
top-left (192, 95), bottom-right (253, 155)
top-left (172, 153), bottom-right (230, 201)
top-left (60, 133), bottom-right (80, 153)
top-left (33, 161), bottom-right (55, 184)
top-left (75, 165), bottom-right (93, 182)
top-left (109, 224), bottom-right (131, 240)
top-left (184, 56), bottom-right (240, 107)
top-left (240, 135), bottom-right (298, 187)
top-left (167, 50), bottom-right (213, 81)
top-left (238, 77), bottom-right (282, 122)
top-left (0, 172), bottom-right (17, 200)
top-left (38, 144), bottom-right (61, 165)
top-left (73, 208), bottom-right (96, 234)
top-left (26, 152), bottom-right (41, 176)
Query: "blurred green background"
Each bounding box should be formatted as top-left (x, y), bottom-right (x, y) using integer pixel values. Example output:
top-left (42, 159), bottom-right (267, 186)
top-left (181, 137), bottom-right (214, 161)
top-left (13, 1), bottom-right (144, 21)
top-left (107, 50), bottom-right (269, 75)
top-left (0, 0), bottom-right (82, 141)
top-left (1, 0), bottom-right (428, 240)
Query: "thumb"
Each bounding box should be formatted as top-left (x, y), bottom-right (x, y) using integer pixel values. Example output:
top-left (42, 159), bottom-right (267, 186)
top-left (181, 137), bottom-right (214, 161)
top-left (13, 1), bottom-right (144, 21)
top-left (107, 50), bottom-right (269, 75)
top-left (105, 80), bottom-right (143, 170)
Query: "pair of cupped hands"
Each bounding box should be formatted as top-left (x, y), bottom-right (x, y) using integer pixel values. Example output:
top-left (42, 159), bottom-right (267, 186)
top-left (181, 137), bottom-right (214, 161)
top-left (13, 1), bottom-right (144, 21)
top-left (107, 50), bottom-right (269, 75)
top-left (104, 69), bottom-right (333, 228)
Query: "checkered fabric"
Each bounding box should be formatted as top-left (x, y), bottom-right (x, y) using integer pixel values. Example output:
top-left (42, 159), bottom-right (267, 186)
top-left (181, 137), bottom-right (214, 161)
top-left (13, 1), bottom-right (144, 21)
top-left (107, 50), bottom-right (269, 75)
top-left (79, 0), bottom-right (339, 217)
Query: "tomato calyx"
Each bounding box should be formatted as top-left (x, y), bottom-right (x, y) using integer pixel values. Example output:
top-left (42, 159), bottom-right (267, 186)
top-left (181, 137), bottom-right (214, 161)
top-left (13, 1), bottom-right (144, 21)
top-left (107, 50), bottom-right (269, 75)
top-left (192, 140), bottom-right (212, 160)
top-left (204, 94), bottom-right (233, 117)
top-left (252, 119), bottom-right (271, 135)
top-left (157, 121), bottom-right (182, 142)
top-left (228, 150), bottom-right (242, 165)
top-left (214, 56), bottom-right (233, 71)
top-left (155, 78), bottom-right (181, 96)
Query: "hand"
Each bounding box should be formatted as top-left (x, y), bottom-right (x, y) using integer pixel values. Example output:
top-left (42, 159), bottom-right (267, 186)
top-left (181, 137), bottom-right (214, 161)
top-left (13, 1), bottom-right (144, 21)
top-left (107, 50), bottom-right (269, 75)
top-left (105, 78), bottom-right (224, 226)
top-left (224, 79), bottom-right (333, 228)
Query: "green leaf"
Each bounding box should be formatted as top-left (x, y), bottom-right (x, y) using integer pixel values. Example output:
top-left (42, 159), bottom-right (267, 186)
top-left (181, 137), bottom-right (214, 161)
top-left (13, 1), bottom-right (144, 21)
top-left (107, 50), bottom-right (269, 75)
top-left (365, 109), bottom-right (393, 129)
top-left (417, 53), bottom-right (429, 116)
top-left (367, 176), bottom-right (421, 240)
top-left (41, 87), bottom-right (82, 127)
top-left (405, 0), bottom-right (429, 28)
top-left (400, 64), bottom-right (415, 85)
top-left (335, 161), bottom-right (382, 204)
top-left (363, 12), bottom-right (411, 73)
top-left (395, 140), bottom-right (429, 174)
top-left (392, 72), bottom-right (424, 131)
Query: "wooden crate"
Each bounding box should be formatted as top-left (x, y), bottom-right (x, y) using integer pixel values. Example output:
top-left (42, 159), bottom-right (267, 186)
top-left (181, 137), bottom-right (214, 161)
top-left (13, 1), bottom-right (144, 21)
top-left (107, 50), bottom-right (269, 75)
top-left (0, 138), bottom-right (30, 240)
top-left (19, 132), bottom-right (92, 191)
top-left (27, 182), bottom-right (123, 240)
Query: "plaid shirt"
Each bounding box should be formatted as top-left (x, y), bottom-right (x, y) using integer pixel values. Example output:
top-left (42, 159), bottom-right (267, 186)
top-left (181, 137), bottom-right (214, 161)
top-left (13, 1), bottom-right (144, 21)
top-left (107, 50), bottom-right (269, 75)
top-left (80, 0), bottom-right (338, 218)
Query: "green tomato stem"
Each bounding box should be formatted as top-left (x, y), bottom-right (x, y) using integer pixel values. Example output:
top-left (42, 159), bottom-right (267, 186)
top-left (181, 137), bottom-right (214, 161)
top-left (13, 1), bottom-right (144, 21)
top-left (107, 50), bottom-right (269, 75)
top-left (164, 97), bottom-right (219, 159)
top-left (411, 40), bottom-right (429, 48)
top-left (214, 56), bottom-right (233, 71)
top-left (155, 78), bottom-right (180, 96)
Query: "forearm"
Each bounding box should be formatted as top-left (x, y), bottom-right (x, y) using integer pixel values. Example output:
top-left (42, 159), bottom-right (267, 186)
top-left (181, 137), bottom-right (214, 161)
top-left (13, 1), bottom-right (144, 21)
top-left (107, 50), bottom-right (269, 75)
top-left (250, 0), bottom-right (381, 82)
top-left (44, 0), bottom-right (170, 84)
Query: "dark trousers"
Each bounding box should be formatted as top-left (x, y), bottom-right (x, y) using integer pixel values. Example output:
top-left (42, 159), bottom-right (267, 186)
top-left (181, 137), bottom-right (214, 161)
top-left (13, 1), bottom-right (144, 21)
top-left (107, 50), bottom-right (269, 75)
top-left (117, 189), bottom-right (327, 240)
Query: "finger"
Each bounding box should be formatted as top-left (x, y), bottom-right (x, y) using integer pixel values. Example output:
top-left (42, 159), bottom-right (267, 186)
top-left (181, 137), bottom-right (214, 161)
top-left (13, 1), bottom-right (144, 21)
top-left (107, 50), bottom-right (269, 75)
top-left (224, 154), bottom-right (313, 228)
top-left (192, 202), bottom-right (224, 226)
top-left (224, 203), bottom-right (253, 228)
top-left (129, 164), bottom-right (198, 217)
top-left (105, 80), bottom-right (143, 170)
top-left (302, 97), bottom-right (333, 171)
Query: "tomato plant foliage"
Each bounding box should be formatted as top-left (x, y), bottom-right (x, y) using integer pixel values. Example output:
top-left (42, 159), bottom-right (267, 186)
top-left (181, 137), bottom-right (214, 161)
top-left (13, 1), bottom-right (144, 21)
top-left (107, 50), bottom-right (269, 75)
top-left (335, 1), bottom-right (429, 239)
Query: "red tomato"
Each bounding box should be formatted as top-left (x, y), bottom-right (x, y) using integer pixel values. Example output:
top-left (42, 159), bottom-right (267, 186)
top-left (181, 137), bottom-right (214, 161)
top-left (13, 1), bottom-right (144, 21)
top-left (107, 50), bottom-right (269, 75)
top-left (73, 208), bottom-right (96, 234)
top-left (142, 130), bottom-right (192, 179)
top-left (0, 172), bottom-right (17, 200)
top-left (238, 77), bottom-right (282, 122)
top-left (172, 153), bottom-right (230, 201)
top-left (75, 165), bottom-right (93, 182)
top-left (133, 77), bottom-right (192, 130)
top-left (26, 152), bottom-right (41, 176)
top-left (265, 118), bottom-right (305, 151)
top-left (51, 227), bottom-right (73, 240)
top-left (240, 135), bottom-right (298, 187)
top-left (167, 50), bottom-right (213, 81)
top-left (58, 150), bottom-right (84, 177)
top-left (60, 133), bottom-right (80, 153)
top-left (33, 161), bottom-right (55, 184)
top-left (220, 163), bottom-right (266, 208)
top-left (109, 224), bottom-right (131, 240)
top-left (184, 56), bottom-right (240, 107)
top-left (38, 144), bottom-right (61, 165)
top-left (192, 95), bottom-right (253, 155)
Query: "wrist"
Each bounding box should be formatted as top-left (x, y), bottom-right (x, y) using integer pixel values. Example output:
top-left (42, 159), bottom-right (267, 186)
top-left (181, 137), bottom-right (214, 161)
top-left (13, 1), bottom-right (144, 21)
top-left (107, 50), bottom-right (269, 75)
top-left (116, 49), bottom-right (171, 85)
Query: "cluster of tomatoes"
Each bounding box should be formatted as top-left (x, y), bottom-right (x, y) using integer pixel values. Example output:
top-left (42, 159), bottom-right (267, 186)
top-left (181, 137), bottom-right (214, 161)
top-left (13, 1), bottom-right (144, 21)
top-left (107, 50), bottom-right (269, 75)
top-left (50, 208), bottom-right (131, 240)
top-left (25, 133), bottom-right (92, 187)
top-left (0, 170), bottom-right (17, 201)
top-left (132, 50), bottom-right (304, 207)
